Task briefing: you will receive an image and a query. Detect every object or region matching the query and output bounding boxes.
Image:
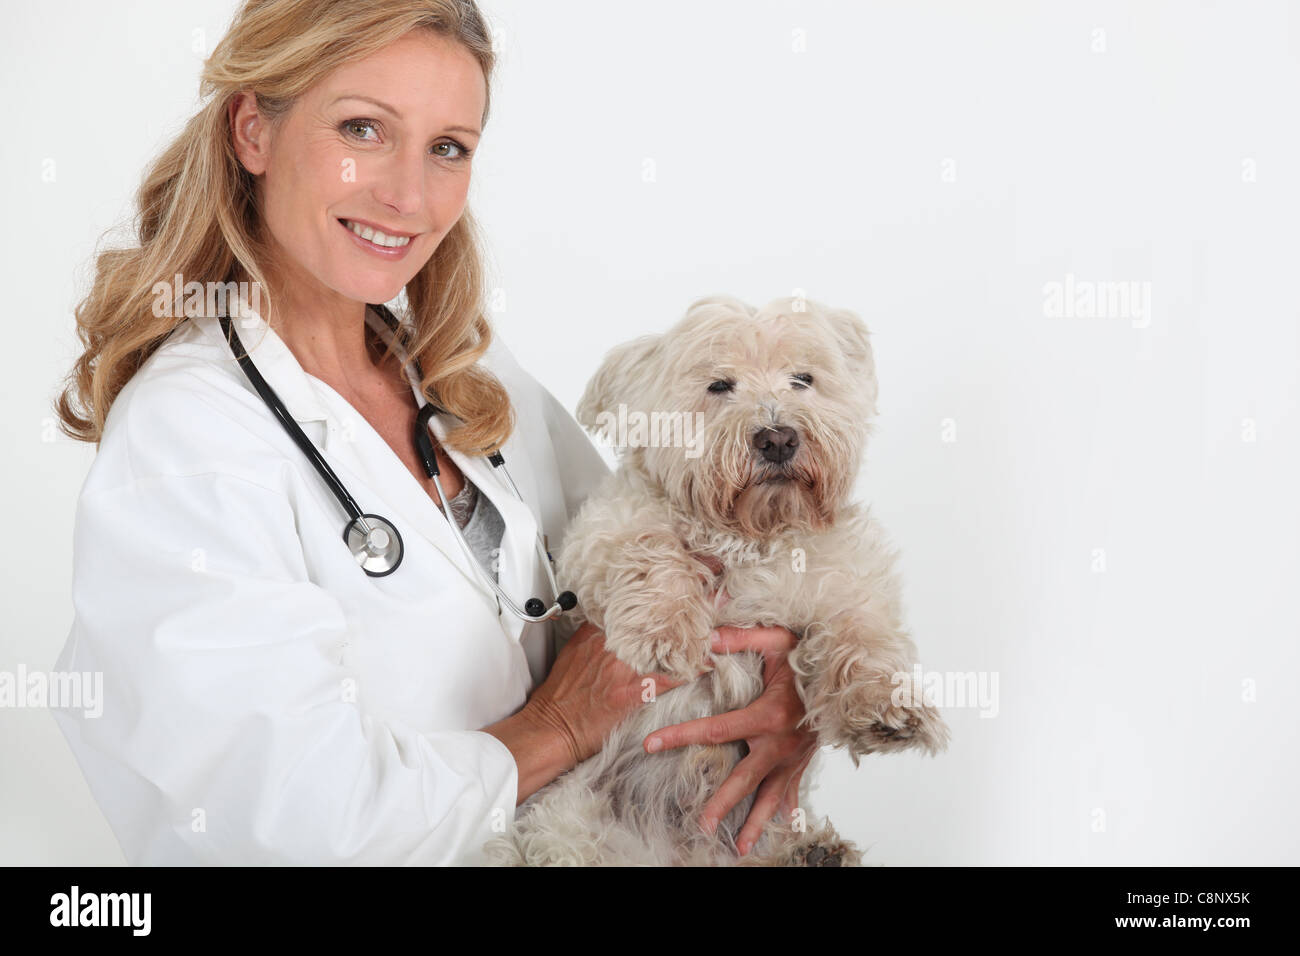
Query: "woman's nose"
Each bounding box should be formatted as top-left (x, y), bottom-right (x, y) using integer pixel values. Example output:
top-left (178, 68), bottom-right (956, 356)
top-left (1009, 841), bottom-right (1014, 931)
top-left (371, 147), bottom-right (427, 217)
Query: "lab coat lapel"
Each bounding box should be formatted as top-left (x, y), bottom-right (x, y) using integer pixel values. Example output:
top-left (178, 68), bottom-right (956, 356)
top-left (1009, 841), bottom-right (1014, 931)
top-left (422, 410), bottom-right (542, 644)
top-left (204, 303), bottom-right (492, 608)
top-left (313, 382), bottom-right (493, 606)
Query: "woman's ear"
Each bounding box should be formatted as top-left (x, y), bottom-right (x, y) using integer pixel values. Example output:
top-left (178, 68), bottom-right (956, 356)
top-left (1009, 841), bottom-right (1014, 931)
top-left (229, 92), bottom-right (271, 176)
top-left (576, 333), bottom-right (665, 442)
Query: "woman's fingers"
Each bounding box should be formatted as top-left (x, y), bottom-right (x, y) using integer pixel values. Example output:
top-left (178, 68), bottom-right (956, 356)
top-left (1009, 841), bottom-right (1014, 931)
top-left (690, 551), bottom-right (725, 576)
top-left (650, 670), bottom-right (688, 691)
top-left (562, 619), bottom-right (817, 858)
top-left (698, 749), bottom-right (772, 837)
top-left (733, 769), bottom-right (796, 856)
top-left (735, 741), bottom-right (819, 854)
top-left (710, 624), bottom-right (798, 657)
top-left (778, 747), bottom-right (816, 817)
top-left (640, 670), bottom-right (689, 703)
top-left (643, 701), bottom-right (770, 753)
top-left (540, 623), bottom-right (701, 762)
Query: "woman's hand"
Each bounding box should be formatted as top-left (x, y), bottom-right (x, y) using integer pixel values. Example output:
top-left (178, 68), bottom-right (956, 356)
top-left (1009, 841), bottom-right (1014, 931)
top-left (528, 621), bottom-right (686, 763)
top-left (484, 621), bottom-right (683, 804)
top-left (642, 625), bottom-right (818, 856)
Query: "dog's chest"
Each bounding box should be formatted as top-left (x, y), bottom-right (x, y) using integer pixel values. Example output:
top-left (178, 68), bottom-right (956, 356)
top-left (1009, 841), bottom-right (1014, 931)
top-left (710, 551), bottom-right (816, 630)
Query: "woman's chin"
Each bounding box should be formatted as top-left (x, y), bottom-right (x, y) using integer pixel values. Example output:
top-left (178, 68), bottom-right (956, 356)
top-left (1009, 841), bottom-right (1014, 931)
top-left (331, 274), bottom-right (413, 308)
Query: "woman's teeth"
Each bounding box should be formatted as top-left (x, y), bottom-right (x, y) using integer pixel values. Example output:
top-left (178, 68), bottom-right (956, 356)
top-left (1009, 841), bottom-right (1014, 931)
top-left (341, 220), bottom-right (412, 248)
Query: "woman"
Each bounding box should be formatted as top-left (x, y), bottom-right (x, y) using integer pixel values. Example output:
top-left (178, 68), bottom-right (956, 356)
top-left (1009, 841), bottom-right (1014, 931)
top-left (51, 0), bottom-right (816, 865)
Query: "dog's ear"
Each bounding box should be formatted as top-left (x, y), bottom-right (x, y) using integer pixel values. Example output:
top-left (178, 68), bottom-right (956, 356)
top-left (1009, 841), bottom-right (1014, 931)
top-left (822, 306), bottom-right (879, 413)
top-left (576, 333), bottom-right (666, 441)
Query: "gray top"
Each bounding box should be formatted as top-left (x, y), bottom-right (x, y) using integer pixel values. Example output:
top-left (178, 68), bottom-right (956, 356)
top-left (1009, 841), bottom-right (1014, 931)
top-left (445, 475), bottom-right (506, 582)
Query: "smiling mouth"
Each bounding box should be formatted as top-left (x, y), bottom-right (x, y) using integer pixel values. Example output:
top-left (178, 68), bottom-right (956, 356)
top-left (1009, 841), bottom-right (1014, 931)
top-left (338, 218), bottom-right (414, 248)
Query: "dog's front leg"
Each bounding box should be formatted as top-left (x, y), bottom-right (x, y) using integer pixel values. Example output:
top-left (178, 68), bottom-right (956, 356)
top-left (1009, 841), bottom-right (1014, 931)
top-left (566, 526), bottom-right (716, 683)
top-left (790, 608), bottom-right (950, 762)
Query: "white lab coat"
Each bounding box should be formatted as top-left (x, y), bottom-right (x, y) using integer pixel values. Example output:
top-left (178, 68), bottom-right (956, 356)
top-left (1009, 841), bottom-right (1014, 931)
top-left (51, 302), bottom-right (611, 865)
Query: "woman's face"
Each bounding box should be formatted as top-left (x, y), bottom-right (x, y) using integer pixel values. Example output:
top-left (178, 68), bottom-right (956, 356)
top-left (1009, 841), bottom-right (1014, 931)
top-left (233, 30), bottom-right (486, 310)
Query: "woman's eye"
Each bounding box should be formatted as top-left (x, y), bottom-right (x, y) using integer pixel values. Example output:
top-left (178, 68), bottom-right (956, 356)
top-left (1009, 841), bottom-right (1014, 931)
top-left (340, 121), bottom-right (472, 163)
top-left (432, 140), bottom-right (473, 161)
top-left (791, 373), bottom-right (814, 390)
top-left (341, 119), bottom-right (380, 141)
top-left (707, 379), bottom-right (734, 394)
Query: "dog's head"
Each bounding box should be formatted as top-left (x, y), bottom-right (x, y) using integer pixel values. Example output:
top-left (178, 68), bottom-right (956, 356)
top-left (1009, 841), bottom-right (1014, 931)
top-left (577, 294), bottom-right (879, 539)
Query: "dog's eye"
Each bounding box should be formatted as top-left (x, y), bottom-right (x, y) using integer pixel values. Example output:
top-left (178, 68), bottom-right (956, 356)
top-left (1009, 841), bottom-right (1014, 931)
top-left (707, 379), bottom-right (735, 394)
top-left (791, 373), bottom-right (814, 390)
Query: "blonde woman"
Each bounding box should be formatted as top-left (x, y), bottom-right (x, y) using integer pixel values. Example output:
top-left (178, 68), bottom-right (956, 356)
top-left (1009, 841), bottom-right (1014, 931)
top-left (52, 0), bottom-right (816, 865)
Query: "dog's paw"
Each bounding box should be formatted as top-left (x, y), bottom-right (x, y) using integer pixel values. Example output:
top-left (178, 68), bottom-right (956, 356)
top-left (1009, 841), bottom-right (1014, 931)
top-left (643, 628), bottom-right (711, 683)
top-left (804, 669), bottom-right (951, 760)
top-left (795, 842), bottom-right (849, 867)
top-left (600, 589), bottom-right (715, 682)
top-left (604, 620), bottom-right (710, 683)
top-left (858, 697), bottom-right (950, 756)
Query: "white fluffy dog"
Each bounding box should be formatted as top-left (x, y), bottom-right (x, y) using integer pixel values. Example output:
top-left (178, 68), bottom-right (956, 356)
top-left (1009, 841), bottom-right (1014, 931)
top-left (484, 295), bottom-right (948, 866)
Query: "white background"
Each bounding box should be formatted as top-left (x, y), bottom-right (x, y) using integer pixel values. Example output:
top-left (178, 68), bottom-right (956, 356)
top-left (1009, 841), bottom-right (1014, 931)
top-left (2, 0), bottom-right (1297, 865)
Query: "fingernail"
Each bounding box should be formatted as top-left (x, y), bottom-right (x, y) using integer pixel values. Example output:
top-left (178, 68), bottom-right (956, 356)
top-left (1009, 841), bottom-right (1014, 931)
top-left (738, 839), bottom-right (751, 856)
top-left (645, 737), bottom-right (661, 753)
top-left (709, 629), bottom-right (722, 650)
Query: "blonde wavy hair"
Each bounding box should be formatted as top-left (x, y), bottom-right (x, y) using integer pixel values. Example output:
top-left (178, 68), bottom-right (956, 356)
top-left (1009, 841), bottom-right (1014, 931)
top-left (53, 0), bottom-right (513, 456)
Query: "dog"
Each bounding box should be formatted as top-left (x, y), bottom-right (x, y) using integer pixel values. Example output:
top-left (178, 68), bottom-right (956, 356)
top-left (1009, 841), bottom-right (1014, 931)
top-left (483, 295), bottom-right (949, 866)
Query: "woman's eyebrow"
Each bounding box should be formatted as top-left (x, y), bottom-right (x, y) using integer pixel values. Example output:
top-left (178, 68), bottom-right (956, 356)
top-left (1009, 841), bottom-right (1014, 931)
top-left (328, 94), bottom-right (481, 136)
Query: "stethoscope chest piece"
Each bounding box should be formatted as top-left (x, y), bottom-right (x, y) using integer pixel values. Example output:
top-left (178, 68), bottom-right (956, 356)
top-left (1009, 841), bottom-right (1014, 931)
top-left (344, 513), bottom-right (404, 577)
top-left (222, 303), bottom-right (576, 618)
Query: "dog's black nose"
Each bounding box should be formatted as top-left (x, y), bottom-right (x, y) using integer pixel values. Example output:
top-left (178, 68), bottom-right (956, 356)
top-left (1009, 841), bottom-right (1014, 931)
top-left (752, 425), bottom-right (799, 464)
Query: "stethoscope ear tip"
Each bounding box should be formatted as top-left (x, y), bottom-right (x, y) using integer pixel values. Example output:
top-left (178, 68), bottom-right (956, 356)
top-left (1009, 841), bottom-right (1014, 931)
top-left (521, 590), bottom-right (579, 621)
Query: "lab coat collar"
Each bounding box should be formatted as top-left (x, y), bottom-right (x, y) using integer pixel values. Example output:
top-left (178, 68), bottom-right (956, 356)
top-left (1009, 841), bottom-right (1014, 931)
top-left (193, 294), bottom-right (542, 644)
top-left (212, 296), bottom-right (333, 426)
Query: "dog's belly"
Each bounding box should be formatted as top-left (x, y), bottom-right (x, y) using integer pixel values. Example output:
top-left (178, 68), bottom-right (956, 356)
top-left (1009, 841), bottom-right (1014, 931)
top-left (520, 651), bottom-right (767, 861)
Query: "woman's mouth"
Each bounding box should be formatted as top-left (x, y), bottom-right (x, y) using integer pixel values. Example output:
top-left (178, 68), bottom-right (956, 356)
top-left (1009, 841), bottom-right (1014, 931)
top-left (338, 218), bottom-right (417, 259)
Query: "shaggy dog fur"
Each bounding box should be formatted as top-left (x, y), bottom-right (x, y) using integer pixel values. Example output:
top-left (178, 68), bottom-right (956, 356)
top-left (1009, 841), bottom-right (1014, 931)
top-left (483, 295), bottom-right (949, 866)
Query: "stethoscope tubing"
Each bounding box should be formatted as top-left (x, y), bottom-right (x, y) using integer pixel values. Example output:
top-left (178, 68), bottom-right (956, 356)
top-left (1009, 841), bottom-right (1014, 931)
top-left (219, 314), bottom-right (371, 526)
top-left (367, 306), bottom-right (575, 621)
top-left (217, 305), bottom-right (575, 622)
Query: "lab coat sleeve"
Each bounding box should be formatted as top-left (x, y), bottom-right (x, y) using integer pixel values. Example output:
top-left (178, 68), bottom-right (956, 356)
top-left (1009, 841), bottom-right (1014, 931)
top-left (54, 468), bottom-right (519, 866)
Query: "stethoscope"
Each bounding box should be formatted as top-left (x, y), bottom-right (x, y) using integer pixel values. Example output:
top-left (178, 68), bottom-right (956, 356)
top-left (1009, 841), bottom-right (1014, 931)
top-left (217, 304), bottom-right (577, 624)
